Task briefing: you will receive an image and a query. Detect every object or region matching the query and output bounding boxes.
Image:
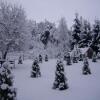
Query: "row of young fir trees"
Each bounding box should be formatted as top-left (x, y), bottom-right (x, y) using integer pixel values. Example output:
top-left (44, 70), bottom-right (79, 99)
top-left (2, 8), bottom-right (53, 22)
top-left (0, 49), bottom-right (96, 100)
top-left (0, 45), bottom-right (97, 100)
top-left (30, 49), bottom-right (98, 91)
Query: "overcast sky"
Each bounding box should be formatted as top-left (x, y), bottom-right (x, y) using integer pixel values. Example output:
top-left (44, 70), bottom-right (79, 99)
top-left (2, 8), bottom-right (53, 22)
top-left (8, 0), bottom-right (100, 27)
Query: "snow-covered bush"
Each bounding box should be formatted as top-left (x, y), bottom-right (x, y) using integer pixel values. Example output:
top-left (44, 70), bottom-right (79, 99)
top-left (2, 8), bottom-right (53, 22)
top-left (0, 62), bottom-right (17, 100)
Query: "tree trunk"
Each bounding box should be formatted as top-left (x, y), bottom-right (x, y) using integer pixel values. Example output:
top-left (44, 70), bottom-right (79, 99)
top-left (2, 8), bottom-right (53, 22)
top-left (3, 50), bottom-right (8, 59)
top-left (3, 45), bottom-right (9, 60)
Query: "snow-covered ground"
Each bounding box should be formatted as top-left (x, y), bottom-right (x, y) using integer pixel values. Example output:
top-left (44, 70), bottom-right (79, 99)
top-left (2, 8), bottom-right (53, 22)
top-left (13, 59), bottom-right (100, 100)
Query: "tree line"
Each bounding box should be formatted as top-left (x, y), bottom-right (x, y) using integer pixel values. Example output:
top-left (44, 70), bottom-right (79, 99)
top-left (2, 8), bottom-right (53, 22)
top-left (0, 1), bottom-right (100, 59)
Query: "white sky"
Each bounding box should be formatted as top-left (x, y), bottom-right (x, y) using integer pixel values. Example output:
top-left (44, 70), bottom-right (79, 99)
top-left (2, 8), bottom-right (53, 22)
top-left (7, 0), bottom-right (100, 27)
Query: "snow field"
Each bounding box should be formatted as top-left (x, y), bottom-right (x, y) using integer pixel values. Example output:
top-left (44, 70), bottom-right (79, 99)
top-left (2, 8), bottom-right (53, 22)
top-left (13, 59), bottom-right (100, 100)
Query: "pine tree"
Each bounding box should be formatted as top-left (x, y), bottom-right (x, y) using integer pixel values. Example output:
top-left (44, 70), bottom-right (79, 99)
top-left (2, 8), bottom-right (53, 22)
top-left (97, 52), bottom-right (100, 59)
top-left (45, 55), bottom-right (48, 62)
top-left (72, 49), bottom-right (78, 63)
top-left (18, 56), bottom-right (23, 64)
top-left (39, 54), bottom-right (42, 63)
top-left (72, 13), bottom-right (81, 47)
top-left (82, 57), bottom-right (91, 75)
top-left (31, 58), bottom-right (41, 78)
top-left (66, 52), bottom-right (71, 65)
top-left (79, 53), bottom-right (83, 61)
top-left (0, 62), bottom-right (17, 100)
top-left (78, 49), bottom-right (83, 61)
top-left (53, 60), bottom-right (68, 90)
top-left (92, 52), bottom-right (97, 62)
top-left (91, 20), bottom-right (100, 54)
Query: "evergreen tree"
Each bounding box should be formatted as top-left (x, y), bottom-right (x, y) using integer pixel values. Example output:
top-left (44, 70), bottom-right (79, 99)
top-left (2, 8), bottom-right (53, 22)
top-left (79, 20), bottom-right (92, 47)
top-left (92, 52), bottom-right (97, 62)
top-left (77, 48), bottom-right (83, 61)
top-left (79, 53), bottom-right (83, 61)
top-left (53, 60), bottom-right (68, 90)
top-left (45, 55), bottom-right (48, 62)
top-left (82, 57), bottom-right (91, 75)
top-left (72, 13), bottom-right (81, 48)
top-left (0, 62), bottom-right (16, 100)
top-left (91, 20), bottom-right (100, 54)
top-left (97, 52), bottom-right (100, 59)
top-left (18, 56), bottom-right (23, 64)
top-left (72, 49), bottom-right (78, 63)
top-left (31, 58), bottom-right (41, 78)
top-left (39, 54), bottom-right (42, 63)
top-left (65, 52), bottom-right (71, 65)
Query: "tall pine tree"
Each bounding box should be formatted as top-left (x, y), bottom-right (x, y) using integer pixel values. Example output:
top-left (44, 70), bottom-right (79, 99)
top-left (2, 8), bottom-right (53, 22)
top-left (72, 13), bottom-right (81, 48)
top-left (91, 20), bottom-right (100, 54)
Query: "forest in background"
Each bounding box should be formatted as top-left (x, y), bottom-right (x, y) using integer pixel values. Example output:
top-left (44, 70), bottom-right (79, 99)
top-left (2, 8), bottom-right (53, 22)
top-left (0, 1), bottom-right (100, 59)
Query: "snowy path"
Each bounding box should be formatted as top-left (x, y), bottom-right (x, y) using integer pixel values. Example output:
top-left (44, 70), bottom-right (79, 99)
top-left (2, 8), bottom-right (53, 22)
top-left (13, 59), bottom-right (100, 100)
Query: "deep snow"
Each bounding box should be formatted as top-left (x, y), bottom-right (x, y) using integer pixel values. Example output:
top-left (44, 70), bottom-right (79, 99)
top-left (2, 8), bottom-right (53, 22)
top-left (13, 59), bottom-right (100, 100)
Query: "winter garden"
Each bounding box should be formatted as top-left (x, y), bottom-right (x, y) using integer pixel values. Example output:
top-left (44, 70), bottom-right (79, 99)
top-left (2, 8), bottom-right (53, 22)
top-left (0, 1), bottom-right (100, 100)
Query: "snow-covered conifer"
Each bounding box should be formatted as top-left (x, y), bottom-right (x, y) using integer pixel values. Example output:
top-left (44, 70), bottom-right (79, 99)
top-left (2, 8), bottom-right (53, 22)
top-left (72, 49), bottom-right (78, 63)
top-left (65, 52), bottom-right (71, 65)
top-left (31, 58), bottom-right (41, 78)
top-left (45, 55), bottom-right (48, 62)
top-left (18, 56), bottom-right (23, 64)
top-left (53, 60), bottom-right (68, 90)
top-left (82, 57), bottom-right (91, 75)
top-left (39, 54), bottom-right (42, 63)
top-left (92, 52), bottom-right (97, 62)
top-left (72, 13), bottom-right (81, 47)
top-left (0, 62), bottom-right (17, 100)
